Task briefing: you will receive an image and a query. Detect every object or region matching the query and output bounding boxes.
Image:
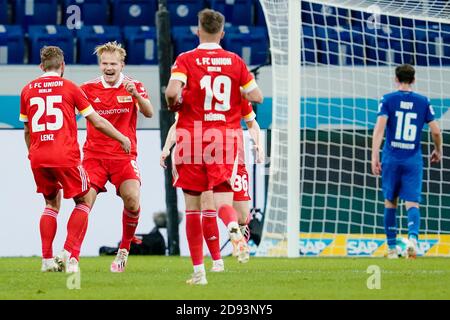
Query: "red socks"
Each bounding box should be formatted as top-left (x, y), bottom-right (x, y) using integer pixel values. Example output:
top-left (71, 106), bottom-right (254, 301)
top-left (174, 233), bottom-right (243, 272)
top-left (218, 204), bottom-right (239, 229)
top-left (202, 209), bottom-right (221, 261)
top-left (64, 203), bottom-right (90, 260)
top-left (119, 207), bottom-right (140, 251)
top-left (40, 208), bottom-right (58, 259)
top-left (186, 210), bottom-right (203, 266)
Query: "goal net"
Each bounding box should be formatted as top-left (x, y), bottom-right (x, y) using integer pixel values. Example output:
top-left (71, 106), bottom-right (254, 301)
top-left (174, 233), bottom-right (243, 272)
top-left (256, 0), bottom-right (450, 257)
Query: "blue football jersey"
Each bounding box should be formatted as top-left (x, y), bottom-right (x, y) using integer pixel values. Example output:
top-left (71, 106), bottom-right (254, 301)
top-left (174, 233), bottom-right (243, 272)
top-left (377, 90), bottom-right (435, 159)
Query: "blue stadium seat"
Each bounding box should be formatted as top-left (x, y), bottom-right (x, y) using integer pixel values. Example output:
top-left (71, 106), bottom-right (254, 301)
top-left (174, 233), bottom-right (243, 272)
top-left (254, 0), bottom-right (266, 26)
top-left (112, 0), bottom-right (157, 26)
top-left (210, 0), bottom-right (253, 26)
top-left (168, 0), bottom-right (204, 26)
top-left (223, 26), bottom-right (268, 65)
top-left (123, 26), bottom-right (157, 64)
top-left (415, 24), bottom-right (450, 66)
top-left (16, 0), bottom-right (58, 26)
top-left (364, 24), bottom-right (414, 65)
top-left (307, 2), bottom-right (349, 27)
top-left (28, 25), bottom-right (74, 64)
top-left (63, 0), bottom-right (110, 26)
top-left (302, 25), bottom-right (317, 64)
top-left (76, 25), bottom-right (122, 64)
top-left (316, 26), bottom-right (365, 65)
top-left (0, 0), bottom-right (8, 24)
top-left (0, 25), bottom-right (25, 64)
top-left (172, 26), bottom-right (199, 57)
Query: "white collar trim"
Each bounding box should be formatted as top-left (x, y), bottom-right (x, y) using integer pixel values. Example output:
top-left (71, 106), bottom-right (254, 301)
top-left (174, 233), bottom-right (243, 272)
top-left (40, 71), bottom-right (60, 77)
top-left (101, 73), bottom-right (124, 88)
top-left (197, 43), bottom-right (222, 50)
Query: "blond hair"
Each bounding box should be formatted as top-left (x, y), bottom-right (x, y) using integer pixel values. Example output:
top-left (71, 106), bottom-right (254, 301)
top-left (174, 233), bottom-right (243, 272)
top-left (40, 46), bottom-right (64, 71)
top-left (94, 41), bottom-right (126, 62)
top-left (198, 9), bottom-right (225, 34)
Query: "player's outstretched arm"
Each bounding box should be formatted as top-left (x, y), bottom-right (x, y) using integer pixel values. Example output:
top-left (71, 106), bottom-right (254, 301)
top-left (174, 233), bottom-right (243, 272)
top-left (165, 80), bottom-right (184, 111)
top-left (429, 120), bottom-right (443, 164)
top-left (371, 116), bottom-right (387, 176)
top-left (160, 121), bottom-right (177, 169)
top-left (246, 119), bottom-right (265, 163)
top-left (86, 111), bottom-right (131, 153)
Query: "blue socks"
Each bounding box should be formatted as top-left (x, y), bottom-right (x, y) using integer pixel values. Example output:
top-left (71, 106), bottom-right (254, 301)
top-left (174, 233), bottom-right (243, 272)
top-left (384, 208), bottom-right (397, 249)
top-left (407, 207), bottom-right (420, 241)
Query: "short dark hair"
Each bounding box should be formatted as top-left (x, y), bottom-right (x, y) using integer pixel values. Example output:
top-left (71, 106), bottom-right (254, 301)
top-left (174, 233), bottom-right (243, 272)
top-left (395, 64), bottom-right (415, 84)
top-left (198, 8), bottom-right (225, 34)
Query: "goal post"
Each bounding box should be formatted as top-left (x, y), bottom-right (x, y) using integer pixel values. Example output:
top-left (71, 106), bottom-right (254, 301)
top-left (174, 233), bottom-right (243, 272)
top-left (257, 0), bottom-right (450, 257)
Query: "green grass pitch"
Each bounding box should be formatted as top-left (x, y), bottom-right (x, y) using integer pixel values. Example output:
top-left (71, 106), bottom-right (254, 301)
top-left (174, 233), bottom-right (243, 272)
top-left (0, 256), bottom-right (449, 300)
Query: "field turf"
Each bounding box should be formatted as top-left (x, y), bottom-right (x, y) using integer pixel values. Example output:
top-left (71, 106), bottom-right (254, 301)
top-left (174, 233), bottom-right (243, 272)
top-left (0, 256), bottom-right (449, 300)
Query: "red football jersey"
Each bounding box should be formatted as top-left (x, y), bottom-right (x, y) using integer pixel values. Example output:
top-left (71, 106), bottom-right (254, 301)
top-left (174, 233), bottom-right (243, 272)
top-left (170, 43), bottom-right (258, 132)
top-left (81, 73), bottom-right (148, 160)
top-left (20, 72), bottom-right (94, 168)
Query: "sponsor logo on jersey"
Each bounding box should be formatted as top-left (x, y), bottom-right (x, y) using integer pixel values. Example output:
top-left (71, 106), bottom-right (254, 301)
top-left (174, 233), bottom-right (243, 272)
top-left (117, 96), bottom-right (133, 103)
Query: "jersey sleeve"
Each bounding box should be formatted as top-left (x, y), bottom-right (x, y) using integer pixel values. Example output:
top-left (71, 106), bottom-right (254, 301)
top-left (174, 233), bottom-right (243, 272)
top-left (72, 83), bottom-right (94, 118)
top-left (377, 95), bottom-right (389, 118)
top-left (425, 98), bottom-right (436, 123)
top-left (170, 54), bottom-right (188, 84)
top-left (238, 57), bottom-right (258, 94)
top-left (19, 86), bottom-right (29, 123)
top-left (241, 100), bottom-right (256, 122)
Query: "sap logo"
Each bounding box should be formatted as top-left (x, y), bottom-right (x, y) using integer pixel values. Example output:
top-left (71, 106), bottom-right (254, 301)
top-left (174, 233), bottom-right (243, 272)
top-left (347, 239), bottom-right (384, 256)
top-left (416, 240), bottom-right (438, 256)
top-left (300, 239), bottom-right (333, 256)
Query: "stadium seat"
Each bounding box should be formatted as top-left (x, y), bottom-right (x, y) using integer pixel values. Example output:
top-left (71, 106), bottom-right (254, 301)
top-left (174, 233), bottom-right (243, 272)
top-left (15, 0), bottom-right (58, 27)
top-left (302, 25), bottom-right (317, 64)
top-left (0, 25), bottom-right (25, 64)
top-left (172, 26), bottom-right (199, 57)
top-left (0, 0), bottom-right (8, 24)
top-left (223, 26), bottom-right (269, 65)
top-left (307, 2), bottom-right (349, 27)
top-left (112, 0), bottom-right (157, 27)
top-left (210, 0), bottom-right (253, 26)
top-left (28, 25), bottom-right (74, 64)
top-left (76, 25), bottom-right (122, 64)
top-left (123, 26), bottom-right (157, 65)
top-left (315, 25), bottom-right (365, 65)
top-left (63, 0), bottom-right (110, 26)
top-left (167, 0), bottom-right (204, 26)
top-left (254, 0), bottom-right (266, 27)
top-left (364, 24), bottom-right (414, 65)
top-left (415, 24), bottom-right (450, 66)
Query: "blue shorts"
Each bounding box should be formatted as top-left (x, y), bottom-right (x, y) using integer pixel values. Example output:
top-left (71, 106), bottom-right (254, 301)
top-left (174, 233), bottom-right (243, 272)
top-left (381, 155), bottom-right (423, 203)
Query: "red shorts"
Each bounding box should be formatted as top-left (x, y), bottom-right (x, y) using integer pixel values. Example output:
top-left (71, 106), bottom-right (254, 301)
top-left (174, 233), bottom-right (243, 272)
top-left (32, 165), bottom-right (90, 199)
top-left (232, 164), bottom-right (251, 201)
top-left (83, 158), bottom-right (141, 195)
top-left (172, 151), bottom-right (238, 192)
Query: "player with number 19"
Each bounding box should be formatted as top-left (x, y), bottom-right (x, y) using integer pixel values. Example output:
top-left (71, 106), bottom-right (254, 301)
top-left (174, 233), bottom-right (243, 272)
top-left (371, 64), bottom-right (442, 259)
top-left (165, 9), bottom-right (263, 285)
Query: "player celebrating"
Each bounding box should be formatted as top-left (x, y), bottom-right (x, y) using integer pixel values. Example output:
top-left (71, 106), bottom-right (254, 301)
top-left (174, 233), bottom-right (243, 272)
top-left (371, 64), bottom-right (442, 259)
top-left (80, 41), bottom-right (154, 272)
top-left (160, 99), bottom-right (264, 267)
top-left (20, 46), bottom-right (131, 273)
top-left (165, 9), bottom-right (263, 285)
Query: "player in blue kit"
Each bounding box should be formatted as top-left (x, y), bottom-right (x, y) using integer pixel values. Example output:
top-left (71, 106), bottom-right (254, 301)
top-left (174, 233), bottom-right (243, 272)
top-left (371, 64), bottom-right (442, 259)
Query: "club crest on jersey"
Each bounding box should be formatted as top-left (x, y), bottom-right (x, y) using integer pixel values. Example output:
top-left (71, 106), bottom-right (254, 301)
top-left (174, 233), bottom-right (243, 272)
top-left (117, 96), bottom-right (133, 103)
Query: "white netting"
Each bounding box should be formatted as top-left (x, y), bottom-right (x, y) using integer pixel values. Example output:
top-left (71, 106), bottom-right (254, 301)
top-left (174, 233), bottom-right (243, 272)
top-left (257, 0), bottom-right (450, 257)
